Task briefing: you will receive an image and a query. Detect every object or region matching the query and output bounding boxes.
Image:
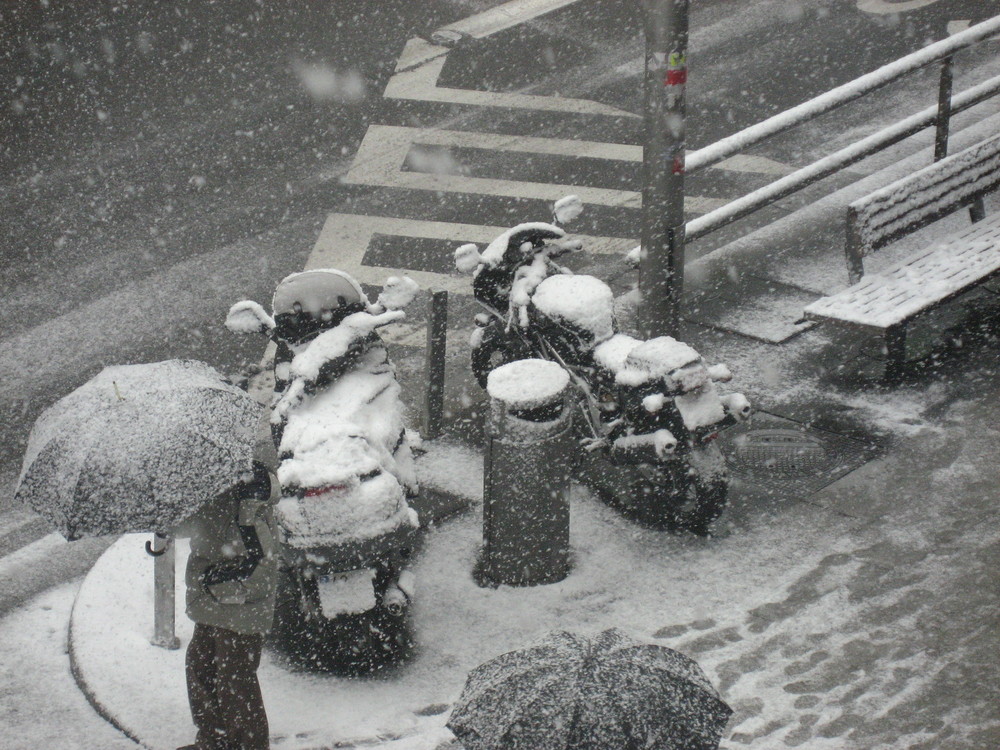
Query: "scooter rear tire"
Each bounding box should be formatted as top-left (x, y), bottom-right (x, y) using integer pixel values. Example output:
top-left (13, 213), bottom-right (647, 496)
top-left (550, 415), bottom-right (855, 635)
top-left (269, 567), bottom-right (411, 675)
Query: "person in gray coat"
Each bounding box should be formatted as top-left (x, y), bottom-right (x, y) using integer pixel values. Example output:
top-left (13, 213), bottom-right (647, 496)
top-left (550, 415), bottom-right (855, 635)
top-left (178, 461), bottom-right (279, 750)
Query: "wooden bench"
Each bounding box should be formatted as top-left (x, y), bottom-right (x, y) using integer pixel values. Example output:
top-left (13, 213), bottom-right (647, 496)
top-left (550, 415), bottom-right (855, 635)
top-left (803, 134), bottom-right (1000, 383)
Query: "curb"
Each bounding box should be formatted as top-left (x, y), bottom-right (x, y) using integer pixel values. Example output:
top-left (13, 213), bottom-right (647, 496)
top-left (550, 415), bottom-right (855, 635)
top-left (68, 572), bottom-right (153, 750)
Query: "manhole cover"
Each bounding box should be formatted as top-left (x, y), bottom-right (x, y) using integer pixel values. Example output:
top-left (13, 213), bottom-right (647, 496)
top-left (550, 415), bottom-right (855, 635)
top-left (731, 428), bottom-right (830, 477)
top-left (718, 411), bottom-right (883, 498)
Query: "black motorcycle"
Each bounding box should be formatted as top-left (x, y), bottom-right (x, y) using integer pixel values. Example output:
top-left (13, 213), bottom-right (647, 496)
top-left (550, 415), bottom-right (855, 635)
top-left (455, 201), bottom-right (751, 534)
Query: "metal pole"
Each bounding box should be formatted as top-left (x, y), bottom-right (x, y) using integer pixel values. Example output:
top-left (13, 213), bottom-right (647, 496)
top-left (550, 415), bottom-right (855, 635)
top-left (422, 290), bottom-right (448, 440)
top-left (150, 532), bottom-right (180, 649)
top-left (639, 0), bottom-right (689, 339)
top-left (934, 55), bottom-right (953, 161)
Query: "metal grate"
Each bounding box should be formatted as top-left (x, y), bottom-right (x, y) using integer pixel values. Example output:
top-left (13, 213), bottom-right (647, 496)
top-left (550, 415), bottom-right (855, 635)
top-left (718, 412), bottom-right (883, 498)
top-left (731, 429), bottom-right (830, 477)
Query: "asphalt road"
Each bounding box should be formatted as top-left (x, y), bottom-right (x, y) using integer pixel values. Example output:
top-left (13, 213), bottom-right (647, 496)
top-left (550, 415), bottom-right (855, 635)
top-left (0, 0), bottom-right (996, 606)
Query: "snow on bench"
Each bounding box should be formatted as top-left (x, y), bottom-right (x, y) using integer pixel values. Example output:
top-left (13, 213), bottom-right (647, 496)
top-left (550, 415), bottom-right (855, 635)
top-left (803, 134), bottom-right (1000, 383)
top-left (804, 214), bottom-right (1000, 329)
top-left (841, 134), bottom-right (1000, 285)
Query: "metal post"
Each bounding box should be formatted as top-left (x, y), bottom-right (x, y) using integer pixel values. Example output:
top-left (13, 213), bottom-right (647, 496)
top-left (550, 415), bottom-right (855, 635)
top-left (936, 54), bottom-right (986, 222)
top-left (639, 0), bottom-right (689, 339)
top-left (934, 55), bottom-right (953, 161)
top-left (150, 532), bottom-right (181, 649)
top-left (422, 290), bottom-right (448, 440)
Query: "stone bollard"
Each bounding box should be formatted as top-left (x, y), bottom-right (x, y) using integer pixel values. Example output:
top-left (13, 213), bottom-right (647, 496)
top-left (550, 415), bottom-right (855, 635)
top-left (480, 359), bottom-right (573, 586)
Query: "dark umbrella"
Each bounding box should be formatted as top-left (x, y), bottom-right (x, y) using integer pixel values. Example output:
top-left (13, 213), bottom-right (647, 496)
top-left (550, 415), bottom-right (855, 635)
top-left (447, 627), bottom-right (732, 750)
top-left (14, 359), bottom-right (263, 540)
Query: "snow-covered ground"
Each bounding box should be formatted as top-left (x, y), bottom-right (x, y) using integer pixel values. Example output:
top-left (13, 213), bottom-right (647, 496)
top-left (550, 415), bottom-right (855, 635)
top-left (65, 391), bottom-right (1000, 750)
top-left (0, 581), bottom-right (137, 750)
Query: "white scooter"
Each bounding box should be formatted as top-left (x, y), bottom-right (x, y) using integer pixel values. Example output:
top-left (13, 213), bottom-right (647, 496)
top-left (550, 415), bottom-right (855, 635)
top-left (226, 269), bottom-right (421, 672)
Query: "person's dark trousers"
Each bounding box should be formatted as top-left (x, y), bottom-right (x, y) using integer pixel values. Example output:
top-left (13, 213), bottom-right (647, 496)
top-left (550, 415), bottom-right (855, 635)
top-left (185, 622), bottom-right (269, 750)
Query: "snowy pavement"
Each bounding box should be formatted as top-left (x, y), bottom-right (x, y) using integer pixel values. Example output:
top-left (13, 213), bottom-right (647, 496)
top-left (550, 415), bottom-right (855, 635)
top-left (0, 581), bottom-right (137, 750)
top-left (6, 181), bottom-right (999, 750)
top-left (65, 370), bottom-right (1000, 750)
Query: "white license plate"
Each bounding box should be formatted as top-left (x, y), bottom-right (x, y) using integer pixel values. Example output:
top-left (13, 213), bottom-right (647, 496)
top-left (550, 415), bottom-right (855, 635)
top-left (316, 569), bottom-right (376, 616)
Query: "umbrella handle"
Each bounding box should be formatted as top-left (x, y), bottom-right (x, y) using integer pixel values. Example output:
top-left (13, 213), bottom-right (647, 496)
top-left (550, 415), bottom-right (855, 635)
top-left (145, 535), bottom-right (168, 557)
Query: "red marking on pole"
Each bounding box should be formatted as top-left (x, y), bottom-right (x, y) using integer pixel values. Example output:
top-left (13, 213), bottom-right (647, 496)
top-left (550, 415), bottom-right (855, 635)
top-left (672, 155), bottom-right (685, 175)
top-left (665, 69), bottom-right (687, 86)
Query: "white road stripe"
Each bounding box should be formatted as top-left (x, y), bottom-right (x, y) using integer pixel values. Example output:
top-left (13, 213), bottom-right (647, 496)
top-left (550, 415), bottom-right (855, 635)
top-left (386, 39), bottom-right (636, 117)
top-left (441, 0), bottom-right (584, 40)
top-left (395, 0), bottom-right (585, 72)
top-left (344, 124), bottom-right (731, 214)
top-left (305, 212), bottom-right (635, 298)
top-left (857, 0), bottom-right (943, 13)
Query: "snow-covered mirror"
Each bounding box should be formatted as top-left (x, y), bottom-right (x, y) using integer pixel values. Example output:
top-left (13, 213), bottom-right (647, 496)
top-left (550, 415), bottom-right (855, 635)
top-left (455, 243), bottom-right (481, 274)
top-left (376, 275), bottom-right (420, 311)
top-left (225, 300), bottom-right (275, 335)
top-left (553, 194), bottom-right (583, 225)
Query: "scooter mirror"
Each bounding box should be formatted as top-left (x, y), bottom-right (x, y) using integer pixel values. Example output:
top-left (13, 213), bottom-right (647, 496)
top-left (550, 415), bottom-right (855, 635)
top-left (455, 243), bottom-right (481, 274)
top-left (553, 194), bottom-right (583, 225)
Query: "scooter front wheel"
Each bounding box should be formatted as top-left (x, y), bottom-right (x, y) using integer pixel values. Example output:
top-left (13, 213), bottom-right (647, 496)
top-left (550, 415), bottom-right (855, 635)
top-left (471, 322), bottom-right (529, 388)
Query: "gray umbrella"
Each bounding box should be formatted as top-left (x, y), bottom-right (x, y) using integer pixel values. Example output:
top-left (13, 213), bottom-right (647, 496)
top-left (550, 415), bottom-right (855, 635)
top-left (14, 359), bottom-right (263, 540)
top-left (447, 627), bottom-right (732, 750)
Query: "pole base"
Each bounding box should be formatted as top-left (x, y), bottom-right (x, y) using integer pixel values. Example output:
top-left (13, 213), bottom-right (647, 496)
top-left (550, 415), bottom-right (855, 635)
top-left (150, 635), bottom-right (181, 650)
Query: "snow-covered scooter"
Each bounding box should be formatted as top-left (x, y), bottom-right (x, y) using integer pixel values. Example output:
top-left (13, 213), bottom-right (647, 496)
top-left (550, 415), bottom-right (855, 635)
top-left (456, 198), bottom-right (751, 535)
top-left (226, 269), bottom-right (421, 672)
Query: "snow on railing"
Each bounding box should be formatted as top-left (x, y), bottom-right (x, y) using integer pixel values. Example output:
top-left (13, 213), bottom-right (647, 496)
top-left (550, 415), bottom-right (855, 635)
top-left (686, 75), bottom-right (1000, 242)
top-left (686, 15), bottom-right (1000, 176)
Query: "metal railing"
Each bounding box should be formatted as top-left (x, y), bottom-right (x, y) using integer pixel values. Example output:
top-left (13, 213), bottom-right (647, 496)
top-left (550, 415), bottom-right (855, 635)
top-left (685, 14), bottom-right (1000, 243)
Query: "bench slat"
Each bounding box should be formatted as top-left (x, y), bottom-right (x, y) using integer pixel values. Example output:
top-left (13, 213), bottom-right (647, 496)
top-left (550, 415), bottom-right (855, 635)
top-left (805, 212), bottom-right (1000, 330)
top-left (852, 135), bottom-right (1000, 258)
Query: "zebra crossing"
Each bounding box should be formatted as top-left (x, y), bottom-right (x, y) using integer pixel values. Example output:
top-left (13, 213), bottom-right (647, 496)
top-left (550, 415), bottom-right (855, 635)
top-left (304, 0), bottom-right (796, 310)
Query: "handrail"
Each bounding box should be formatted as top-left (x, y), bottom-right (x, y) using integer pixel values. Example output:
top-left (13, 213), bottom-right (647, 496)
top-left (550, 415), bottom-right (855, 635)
top-left (687, 74), bottom-right (1000, 241)
top-left (686, 14), bottom-right (1000, 175)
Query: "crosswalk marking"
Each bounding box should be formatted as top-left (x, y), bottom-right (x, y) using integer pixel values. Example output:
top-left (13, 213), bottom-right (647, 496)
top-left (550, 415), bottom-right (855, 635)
top-left (305, 212), bottom-right (635, 296)
top-left (386, 39), bottom-right (636, 117)
top-left (394, 0), bottom-right (585, 74)
top-left (313, 0), bottom-right (794, 336)
top-left (344, 124), bottom-right (731, 213)
top-left (440, 0), bottom-right (585, 41)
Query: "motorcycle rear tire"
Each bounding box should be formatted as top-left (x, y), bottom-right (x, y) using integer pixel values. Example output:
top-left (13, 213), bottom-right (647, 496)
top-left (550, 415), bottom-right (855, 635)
top-left (269, 567), bottom-right (411, 675)
top-left (587, 445), bottom-right (728, 535)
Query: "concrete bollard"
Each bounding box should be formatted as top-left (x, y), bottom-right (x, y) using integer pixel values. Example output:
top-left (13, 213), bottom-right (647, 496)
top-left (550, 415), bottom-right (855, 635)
top-left (480, 359), bottom-right (573, 586)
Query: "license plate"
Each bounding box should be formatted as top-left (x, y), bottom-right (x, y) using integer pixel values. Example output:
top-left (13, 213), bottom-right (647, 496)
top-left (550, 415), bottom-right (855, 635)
top-left (316, 569), bottom-right (375, 616)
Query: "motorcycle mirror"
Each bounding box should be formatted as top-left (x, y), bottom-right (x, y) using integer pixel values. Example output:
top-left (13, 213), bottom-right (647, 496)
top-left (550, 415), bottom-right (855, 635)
top-left (625, 245), bottom-right (642, 269)
top-left (553, 194), bottom-right (583, 225)
top-left (455, 243), bottom-right (481, 274)
top-left (225, 300), bottom-right (275, 335)
top-left (376, 275), bottom-right (420, 311)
